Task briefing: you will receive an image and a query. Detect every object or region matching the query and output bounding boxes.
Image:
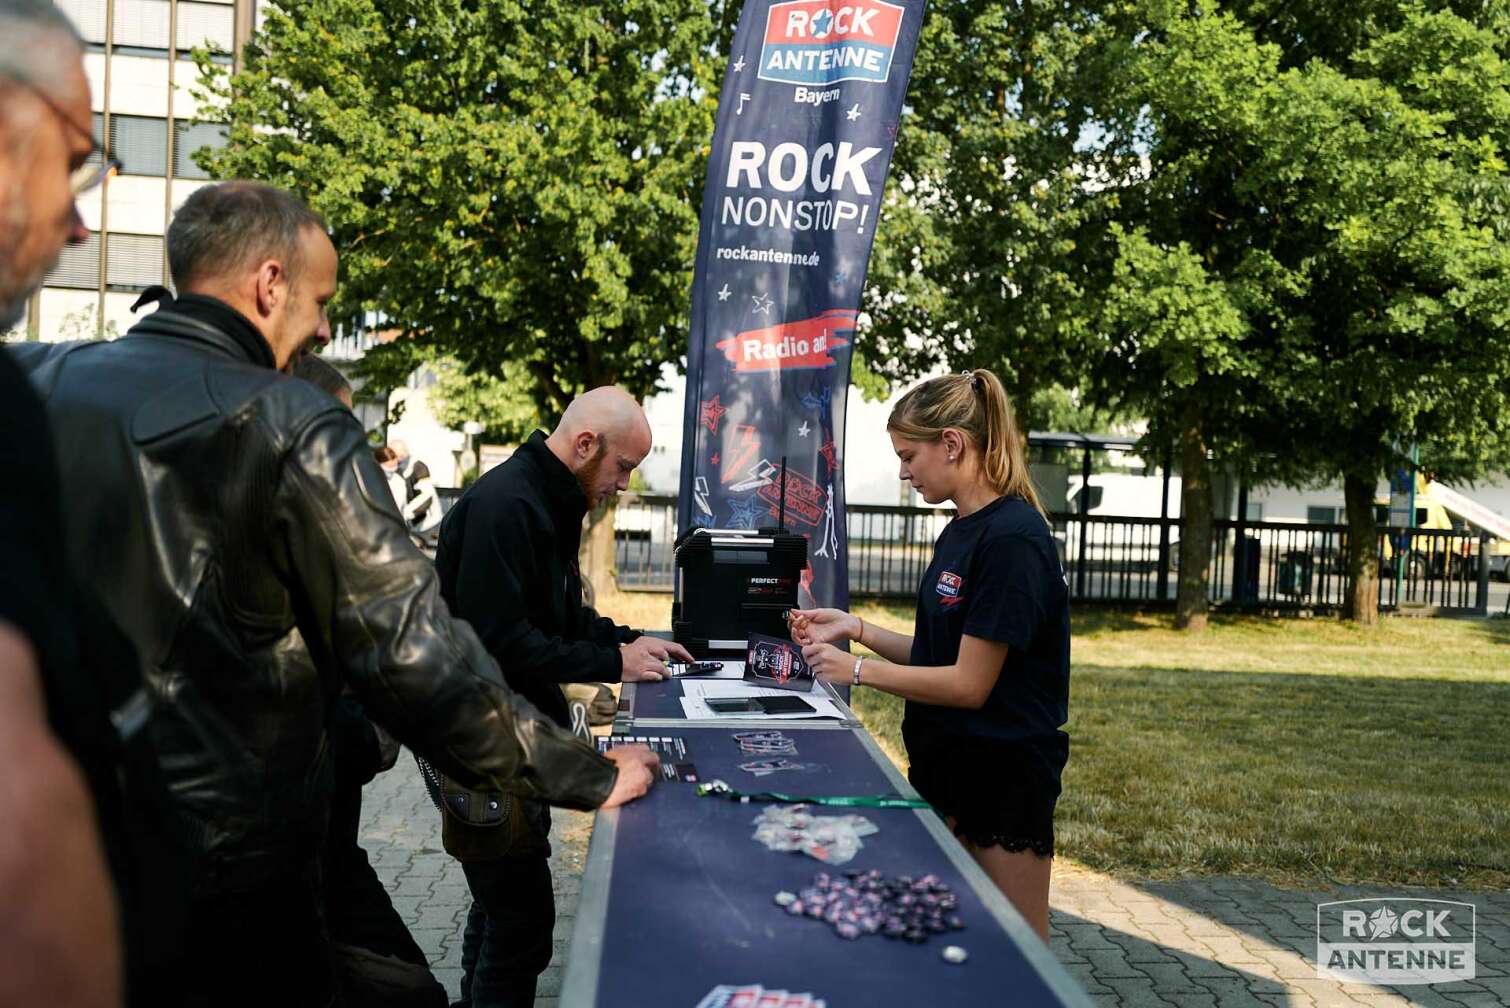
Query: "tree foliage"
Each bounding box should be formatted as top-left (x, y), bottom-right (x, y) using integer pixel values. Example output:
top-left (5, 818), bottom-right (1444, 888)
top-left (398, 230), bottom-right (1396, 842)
top-left (426, 356), bottom-right (542, 444)
top-left (196, 0), bottom-right (735, 416)
top-left (868, 0), bottom-right (1510, 621)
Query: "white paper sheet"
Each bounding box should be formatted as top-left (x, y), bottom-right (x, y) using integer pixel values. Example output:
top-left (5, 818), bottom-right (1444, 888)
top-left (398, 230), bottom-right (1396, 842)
top-left (680, 679), bottom-right (823, 699)
top-left (677, 696), bottom-right (846, 720)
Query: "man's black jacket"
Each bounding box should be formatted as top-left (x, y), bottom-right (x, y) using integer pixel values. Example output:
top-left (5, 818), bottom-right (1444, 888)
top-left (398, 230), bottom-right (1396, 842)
top-left (7, 303), bottom-right (616, 895)
top-left (435, 430), bottom-right (638, 729)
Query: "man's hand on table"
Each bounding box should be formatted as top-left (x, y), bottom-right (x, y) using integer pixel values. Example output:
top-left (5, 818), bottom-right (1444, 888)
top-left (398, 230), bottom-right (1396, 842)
top-left (619, 637), bottom-right (696, 683)
top-left (599, 745), bottom-right (662, 808)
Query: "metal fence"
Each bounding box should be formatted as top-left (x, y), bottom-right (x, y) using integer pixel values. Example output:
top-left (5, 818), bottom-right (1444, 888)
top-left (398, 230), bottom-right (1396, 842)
top-left (613, 494), bottom-right (1497, 614)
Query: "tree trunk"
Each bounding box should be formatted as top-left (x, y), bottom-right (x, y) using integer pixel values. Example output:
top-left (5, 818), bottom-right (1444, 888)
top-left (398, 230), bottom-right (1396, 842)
top-left (579, 496), bottom-right (618, 609)
top-left (1343, 471), bottom-right (1379, 626)
top-left (1174, 405), bottom-right (1213, 631)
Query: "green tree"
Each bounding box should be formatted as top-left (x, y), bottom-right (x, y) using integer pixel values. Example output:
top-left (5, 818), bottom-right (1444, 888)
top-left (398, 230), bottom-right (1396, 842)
top-left (1106, 3), bottom-right (1510, 624)
top-left (426, 356), bottom-right (541, 445)
top-left (196, 0), bottom-right (733, 597)
top-left (871, 0), bottom-right (1510, 626)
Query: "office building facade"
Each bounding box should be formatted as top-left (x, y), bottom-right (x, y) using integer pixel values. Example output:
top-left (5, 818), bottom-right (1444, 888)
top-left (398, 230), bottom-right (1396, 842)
top-left (14, 0), bottom-right (257, 342)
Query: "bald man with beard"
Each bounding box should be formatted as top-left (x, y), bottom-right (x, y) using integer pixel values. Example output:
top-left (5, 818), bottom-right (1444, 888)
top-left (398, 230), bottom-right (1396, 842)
top-left (434, 387), bottom-right (695, 1008)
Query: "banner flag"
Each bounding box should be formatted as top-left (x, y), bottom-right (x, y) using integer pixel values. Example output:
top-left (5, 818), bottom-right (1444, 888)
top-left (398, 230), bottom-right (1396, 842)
top-left (677, 0), bottom-right (927, 608)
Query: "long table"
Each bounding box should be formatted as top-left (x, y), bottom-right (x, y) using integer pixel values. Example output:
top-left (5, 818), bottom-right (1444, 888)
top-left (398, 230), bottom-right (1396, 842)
top-left (563, 674), bottom-right (1092, 1007)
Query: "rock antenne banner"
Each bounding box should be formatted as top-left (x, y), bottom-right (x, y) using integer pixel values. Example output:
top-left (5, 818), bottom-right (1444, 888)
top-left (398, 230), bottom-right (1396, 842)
top-left (677, 0), bottom-right (926, 608)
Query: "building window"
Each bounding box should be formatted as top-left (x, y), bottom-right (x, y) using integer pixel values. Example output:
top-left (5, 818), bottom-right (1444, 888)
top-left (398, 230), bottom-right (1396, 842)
top-left (110, 115), bottom-right (170, 177)
top-left (1307, 506), bottom-right (1341, 525)
top-left (57, 0), bottom-right (107, 45)
top-left (174, 120), bottom-right (227, 179)
top-left (177, 1), bottom-right (235, 53)
top-left (45, 232), bottom-right (103, 290)
top-left (112, 0), bottom-right (172, 51)
top-left (106, 233), bottom-right (166, 292)
top-left (64, 0), bottom-right (235, 58)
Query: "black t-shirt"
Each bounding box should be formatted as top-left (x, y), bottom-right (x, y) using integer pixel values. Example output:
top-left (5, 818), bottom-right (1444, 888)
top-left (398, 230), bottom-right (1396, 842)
top-left (903, 495), bottom-right (1070, 779)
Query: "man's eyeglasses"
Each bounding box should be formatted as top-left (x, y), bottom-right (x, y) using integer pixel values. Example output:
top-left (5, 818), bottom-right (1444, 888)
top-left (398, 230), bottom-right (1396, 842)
top-left (6, 75), bottom-right (122, 194)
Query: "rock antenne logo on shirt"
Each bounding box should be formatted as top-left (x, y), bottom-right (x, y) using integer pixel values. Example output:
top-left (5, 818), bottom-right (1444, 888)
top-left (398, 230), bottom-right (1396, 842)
top-left (936, 570), bottom-right (963, 607)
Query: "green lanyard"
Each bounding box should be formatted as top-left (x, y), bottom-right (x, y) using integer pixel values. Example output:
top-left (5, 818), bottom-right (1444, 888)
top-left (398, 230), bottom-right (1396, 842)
top-left (695, 779), bottom-right (932, 809)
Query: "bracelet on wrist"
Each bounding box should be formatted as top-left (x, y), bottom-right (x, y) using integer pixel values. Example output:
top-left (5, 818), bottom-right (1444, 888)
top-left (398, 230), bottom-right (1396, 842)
top-left (852, 655), bottom-right (864, 687)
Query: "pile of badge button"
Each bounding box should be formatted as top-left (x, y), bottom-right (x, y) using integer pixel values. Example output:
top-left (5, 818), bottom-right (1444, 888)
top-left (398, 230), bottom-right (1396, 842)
top-left (773, 869), bottom-right (967, 957)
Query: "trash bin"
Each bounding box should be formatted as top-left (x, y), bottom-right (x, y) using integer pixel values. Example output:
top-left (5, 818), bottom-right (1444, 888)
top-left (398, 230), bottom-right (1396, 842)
top-left (1277, 550), bottom-right (1313, 597)
top-left (1234, 534), bottom-right (1261, 603)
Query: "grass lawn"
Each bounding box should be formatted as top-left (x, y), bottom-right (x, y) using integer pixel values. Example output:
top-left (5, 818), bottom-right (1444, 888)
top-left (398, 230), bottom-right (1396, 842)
top-left (852, 602), bottom-right (1510, 890)
top-left (604, 589), bottom-right (1510, 888)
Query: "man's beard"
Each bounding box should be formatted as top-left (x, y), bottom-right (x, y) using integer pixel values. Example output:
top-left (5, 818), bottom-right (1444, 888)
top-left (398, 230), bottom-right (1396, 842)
top-left (575, 438), bottom-right (609, 506)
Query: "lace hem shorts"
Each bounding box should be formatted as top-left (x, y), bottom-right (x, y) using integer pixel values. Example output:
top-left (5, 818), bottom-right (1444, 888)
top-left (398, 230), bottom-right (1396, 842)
top-left (905, 734), bottom-right (1062, 859)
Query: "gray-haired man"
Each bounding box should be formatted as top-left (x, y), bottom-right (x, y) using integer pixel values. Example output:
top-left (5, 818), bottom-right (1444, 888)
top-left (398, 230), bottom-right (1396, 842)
top-left (0, 3), bottom-right (129, 1005)
top-left (10, 179), bottom-right (660, 1006)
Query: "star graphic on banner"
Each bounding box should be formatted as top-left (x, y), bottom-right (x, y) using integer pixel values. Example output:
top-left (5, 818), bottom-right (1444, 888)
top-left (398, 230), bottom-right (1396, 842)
top-left (811, 9), bottom-right (833, 37)
top-left (886, 122), bottom-right (899, 141)
top-left (846, 103), bottom-right (862, 122)
top-left (751, 292), bottom-right (774, 315)
top-left (716, 283), bottom-right (732, 301)
top-left (727, 495), bottom-right (764, 529)
top-left (732, 55), bottom-right (746, 73)
top-left (797, 421), bottom-right (812, 438)
top-left (710, 452), bottom-right (720, 466)
top-left (700, 395), bottom-right (728, 434)
top-left (832, 270), bottom-right (848, 285)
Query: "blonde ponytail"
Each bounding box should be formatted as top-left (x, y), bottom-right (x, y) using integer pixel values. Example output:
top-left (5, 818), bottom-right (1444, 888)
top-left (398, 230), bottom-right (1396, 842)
top-left (888, 369), bottom-right (1045, 518)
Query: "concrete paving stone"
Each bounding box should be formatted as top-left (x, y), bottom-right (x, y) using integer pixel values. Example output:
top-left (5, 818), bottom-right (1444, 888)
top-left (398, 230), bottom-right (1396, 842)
top-left (1388, 988), bottom-right (1474, 1008)
top-left (1467, 975), bottom-right (1510, 999)
top-left (1188, 935), bottom-right (1270, 965)
top-left (1103, 975), bottom-right (1177, 1008)
top-left (411, 907), bottom-right (464, 932)
top-left (1187, 977), bottom-right (1286, 1008)
top-left (1061, 962), bottom-right (1114, 994)
top-left (1253, 947), bottom-right (1321, 980)
top-left (1288, 978), bottom-right (1384, 1007)
top-left (1166, 949), bottom-right (1241, 979)
top-left (1161, 995), bottom-right (1218, 1008)
top-left (1249, 912), bottom-right (1314, 939)
top-left (1081, 946), bottom-right (1154, 980)
top-left (1061, 922), bottom-right (1122, 951)
top-left (1440, 994), bottom-right (1508, 1007)
top-left (1087, 995), bottom-right (1121, 1008)
top-left (400, 857), bottom-right (449, 878)
top-left (1136, 961), bottom-right (1206, 994)
top-left (537, 966), bottom-right (564, 997)
top-left (1107, 936), bottom-right (1185, 966)
top-left (387, 894), bottom-right (424, 917)
top-left (389, 876), bottom-right (435, 897)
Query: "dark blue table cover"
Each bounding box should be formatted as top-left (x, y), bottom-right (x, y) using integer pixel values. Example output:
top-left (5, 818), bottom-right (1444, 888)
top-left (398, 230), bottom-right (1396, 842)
top-left (586, 725), bottom-right (1071, 1006)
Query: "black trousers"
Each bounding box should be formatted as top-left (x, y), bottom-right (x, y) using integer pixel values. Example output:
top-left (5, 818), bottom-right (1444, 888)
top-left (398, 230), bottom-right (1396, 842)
top-left (454, 853), bottom-right (556, 1008)
top-left (181, 875), bottom-right (338, 1008)
top-left (324, 783), bottom-right (432, 966)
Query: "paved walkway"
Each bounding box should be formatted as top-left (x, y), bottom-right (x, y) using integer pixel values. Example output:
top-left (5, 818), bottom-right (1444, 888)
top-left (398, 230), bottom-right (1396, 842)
top-left (359, 759), bottom-right (1509, 1007)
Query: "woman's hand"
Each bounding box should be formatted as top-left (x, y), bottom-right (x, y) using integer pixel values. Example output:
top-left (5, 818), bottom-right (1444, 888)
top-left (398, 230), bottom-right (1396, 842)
top-left (800, 642), bottom-right (853, 683)
top-left (786, 608), bottom-right (861, 647)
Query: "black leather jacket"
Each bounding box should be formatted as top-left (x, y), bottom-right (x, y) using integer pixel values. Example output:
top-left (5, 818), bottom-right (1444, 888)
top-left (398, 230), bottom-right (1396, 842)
top-left (8, 303), bottom-right (617, 894)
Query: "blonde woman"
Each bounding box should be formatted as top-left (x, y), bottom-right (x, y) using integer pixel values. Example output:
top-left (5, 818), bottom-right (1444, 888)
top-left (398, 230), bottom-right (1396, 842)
top-left (790, 369), bottom-right (1069, 941)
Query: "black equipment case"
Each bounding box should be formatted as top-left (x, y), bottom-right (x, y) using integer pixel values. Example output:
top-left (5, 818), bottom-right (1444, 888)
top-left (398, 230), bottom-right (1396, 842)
top-left (671, 528), bottom-right (809, 658)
